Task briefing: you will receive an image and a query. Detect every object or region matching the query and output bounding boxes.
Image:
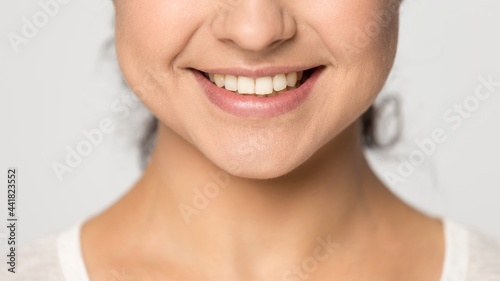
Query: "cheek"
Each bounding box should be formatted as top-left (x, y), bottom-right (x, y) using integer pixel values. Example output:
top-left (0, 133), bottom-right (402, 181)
top-left (309, 0), bottom-right (399, 105)
top-left (308, 0), bottom-right (400, 65)
top-left (114, 0), bottom-right (205, 93)
top-left (297, 0), bottom-right (400, 151)
top-left (114, 0), bottom-right (210, 137)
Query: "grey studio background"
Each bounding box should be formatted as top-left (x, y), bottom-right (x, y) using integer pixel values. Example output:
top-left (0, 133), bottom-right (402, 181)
top-left (1, 0), bottom-right (499, 248)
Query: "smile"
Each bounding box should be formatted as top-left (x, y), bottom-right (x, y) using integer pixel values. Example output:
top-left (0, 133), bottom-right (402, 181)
top-left (193, 66), bottom-right (324, 118)
top-left (201, 69), bottom-right (315, 98)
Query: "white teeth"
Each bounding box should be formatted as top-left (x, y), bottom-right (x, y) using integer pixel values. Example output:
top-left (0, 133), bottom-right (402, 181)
top-left (206, 71), bottom-right (304, 96)
top-left (286, 72), bottom-right (297, 87)
top-left (237, 76), bottom-right (255, 94)
top-left (273, 74), bottom-right (287, 91)
top-left (214, 74), bottom-right (225, 87)
top-left (255, 77), bottom-right (274, 95)
top-left (225, 75), bottom-right (238, 91)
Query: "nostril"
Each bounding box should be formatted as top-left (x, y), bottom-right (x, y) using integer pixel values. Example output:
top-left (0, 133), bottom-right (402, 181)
top-left (211, 0), bottom-right (297, 53)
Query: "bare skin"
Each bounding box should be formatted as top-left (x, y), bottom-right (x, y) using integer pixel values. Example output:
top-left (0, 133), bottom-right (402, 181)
top-left (82, 122), bottom-right (444, 281)
top-left (82, 0), bottom-right (444, 280)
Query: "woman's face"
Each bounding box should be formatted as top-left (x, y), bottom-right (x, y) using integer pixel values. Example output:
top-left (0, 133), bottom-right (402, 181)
top-left (114, 0), bottom-right (400, 179)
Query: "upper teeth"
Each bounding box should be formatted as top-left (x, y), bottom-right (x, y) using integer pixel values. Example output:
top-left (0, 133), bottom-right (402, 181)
top-left (207, 71), bottom-right (304, 96)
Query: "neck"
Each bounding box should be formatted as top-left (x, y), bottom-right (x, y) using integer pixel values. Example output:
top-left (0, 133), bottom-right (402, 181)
top-left (113, 120), bottom-right (406, 279)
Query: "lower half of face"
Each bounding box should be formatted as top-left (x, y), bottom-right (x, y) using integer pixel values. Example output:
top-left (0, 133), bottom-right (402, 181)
top-left (114, 0), bottom-right (400, 179)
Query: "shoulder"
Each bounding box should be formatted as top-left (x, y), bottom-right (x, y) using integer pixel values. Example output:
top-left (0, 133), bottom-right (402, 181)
top-left (443, 218), bottom-right (500, 281)
top-left (0, 232), bottom-right (66, 281)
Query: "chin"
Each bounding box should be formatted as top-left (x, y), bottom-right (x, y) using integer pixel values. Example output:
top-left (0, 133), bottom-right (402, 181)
top-left (202, 142), bottom-right (314, 180)
top-left (221, 159), bottom-right (299, 180)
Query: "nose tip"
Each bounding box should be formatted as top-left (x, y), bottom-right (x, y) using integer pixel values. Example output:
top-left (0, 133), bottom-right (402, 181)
top-left (212, 0), bottom-right (297, 52)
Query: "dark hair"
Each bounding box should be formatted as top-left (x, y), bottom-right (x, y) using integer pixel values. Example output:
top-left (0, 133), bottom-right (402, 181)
top-left (139, 115), bottom-right (158, 168)
top-left (138, 99), bottom-right (401, 167)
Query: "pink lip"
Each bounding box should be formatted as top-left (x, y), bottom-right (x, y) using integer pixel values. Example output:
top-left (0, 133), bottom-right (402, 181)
top-left (193, 66), bottom-right (325, 119)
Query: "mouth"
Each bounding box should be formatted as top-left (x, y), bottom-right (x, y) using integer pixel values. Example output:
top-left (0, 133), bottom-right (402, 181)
top-left (192, 66), bottom-right (324, 118)
top-left (199, 68), bottom-right (317, 98)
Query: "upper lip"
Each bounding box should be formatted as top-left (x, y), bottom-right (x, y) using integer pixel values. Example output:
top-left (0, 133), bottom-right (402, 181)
top-left (194, 65), bottom-right (321, 78)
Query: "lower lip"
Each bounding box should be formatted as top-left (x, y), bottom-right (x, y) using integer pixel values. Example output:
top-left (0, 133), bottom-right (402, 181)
top-left (193, 67), bottom-right (324, 118)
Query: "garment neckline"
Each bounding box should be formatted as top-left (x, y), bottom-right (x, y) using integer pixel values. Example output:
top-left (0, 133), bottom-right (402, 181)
top-left (438, 217), bottom-right (469, 281)
top-left (57, 217), bottom-right (468, 281)
top-left (57, 219), bottom-right (91, 281)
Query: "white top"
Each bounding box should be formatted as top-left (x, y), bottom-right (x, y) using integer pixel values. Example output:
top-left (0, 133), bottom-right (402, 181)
top-left (1, 217), bottom-right (500, 280)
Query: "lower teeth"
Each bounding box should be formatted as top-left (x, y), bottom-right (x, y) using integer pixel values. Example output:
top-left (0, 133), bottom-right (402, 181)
top-left (229, 84), bottom-right (300, 97)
